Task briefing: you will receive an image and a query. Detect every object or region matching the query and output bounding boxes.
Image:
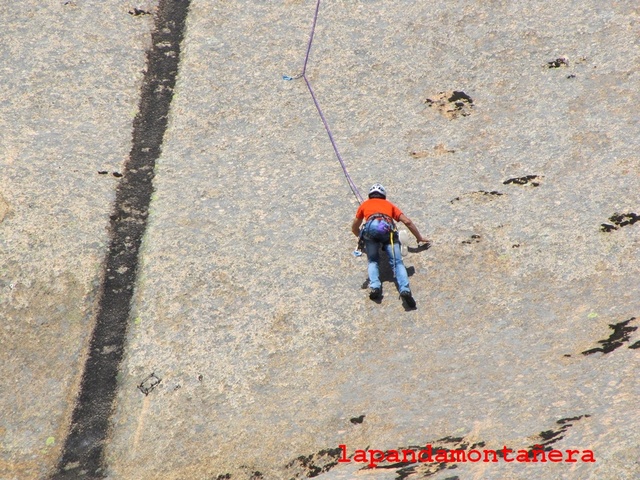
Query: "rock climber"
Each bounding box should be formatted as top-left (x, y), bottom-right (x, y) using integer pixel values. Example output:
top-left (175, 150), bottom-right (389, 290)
top-left (351, 183), bottom-right (429, 308)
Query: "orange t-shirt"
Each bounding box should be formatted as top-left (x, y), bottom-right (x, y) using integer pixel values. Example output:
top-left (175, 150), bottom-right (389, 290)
top-left (356, 198), bottom-right (403, 221)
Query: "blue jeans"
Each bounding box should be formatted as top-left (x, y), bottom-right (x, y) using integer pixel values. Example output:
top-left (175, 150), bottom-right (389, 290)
top-left (364, 237), bottom-right (410, 293)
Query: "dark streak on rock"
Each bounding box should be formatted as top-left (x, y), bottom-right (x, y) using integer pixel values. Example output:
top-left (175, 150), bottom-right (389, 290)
top-left (629, 340), bottom-right (640, 349)
top-left (600, 223), bottom-right (617, 232)
top-left (557, 415), bottom-right (590, 424)
top-left (503, 175), bottom-right (541, 187)
top-left (610, 212), bottom-right (639, 227)
top-left (53, 1), bottom-right (191, 478)
top-left (285, 447), bottom-right (342, 478)
top-left (539, 429), bottom-right (564, 442)
top-left (581, 317), bottom-right (637, 355)
top-left (462, 234), bottom-right (481, 244)
top-left (350, 415), bottom-right (366, 424)
top-left (526, 415), bottom-right (590, 456)
top-left (547, 57), bottom-right (569, 68)
top-left (450, 191), bottom-right (503, 204)
top-left (284, 416), bottom-right (588, 479)
top-left (129, 8), bottom-right (151, 16)
top-left (600, 212), bottom-right (639, 232)
top-left (368, 437), bottom-right (473, 479)
top-left (447, 91), bottom-right (473, 105)
top-left (393, 463), bottom-right (450, 480)
top-left (437, 436), bottom-right (465, 443)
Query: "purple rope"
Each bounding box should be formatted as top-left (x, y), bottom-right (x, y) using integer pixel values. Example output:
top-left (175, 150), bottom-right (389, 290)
top-left (296, 0), bottom-right (364, 203)
top-left (303, 76), bottom-right (364, 203)
top-left (301, 0), bottom-right (321, 76)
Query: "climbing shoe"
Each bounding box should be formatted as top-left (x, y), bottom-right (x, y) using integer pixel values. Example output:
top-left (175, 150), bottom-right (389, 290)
top-left (400, 290), bottom-right (416, 309)
top-left (369, 287), bottom-right (382, 300)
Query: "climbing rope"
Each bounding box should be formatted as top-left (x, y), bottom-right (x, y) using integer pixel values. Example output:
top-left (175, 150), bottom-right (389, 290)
top-left (284, 0), bottom-right (364, 204)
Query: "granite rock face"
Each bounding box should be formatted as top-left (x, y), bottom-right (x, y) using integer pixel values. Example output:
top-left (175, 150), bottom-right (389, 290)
top-left (1, 1), bottom-right (639, 479)
top-left (0, 2), bottom-right (154, 478)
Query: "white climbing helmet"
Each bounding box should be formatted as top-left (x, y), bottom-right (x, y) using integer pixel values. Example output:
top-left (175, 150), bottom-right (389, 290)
top-left (369, 183), bottom-right (387, 198)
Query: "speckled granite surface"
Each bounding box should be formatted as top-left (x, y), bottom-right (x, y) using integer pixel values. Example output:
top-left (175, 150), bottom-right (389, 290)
top-left (1, 1), bottom-right (639, 479)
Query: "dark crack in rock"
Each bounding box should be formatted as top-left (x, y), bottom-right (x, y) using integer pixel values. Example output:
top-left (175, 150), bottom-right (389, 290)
top-left (600, 212), bottom-right (639, 232)
top-left (503, 175), bottom-right (542, 187)
top-left (451, 191), bottom-right (504, 204)
top-left (426, 91), bottom-right (474, 119)
top-left (582, 317), bottom-right (637, 355)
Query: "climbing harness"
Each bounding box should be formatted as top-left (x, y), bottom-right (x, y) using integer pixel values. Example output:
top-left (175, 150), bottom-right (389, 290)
top-left (362, 213), bottom-right (399, 278)
top-left (283, 0), bottom-right (364, 204)
top-left (363, 213), bottom-right (397, 241)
